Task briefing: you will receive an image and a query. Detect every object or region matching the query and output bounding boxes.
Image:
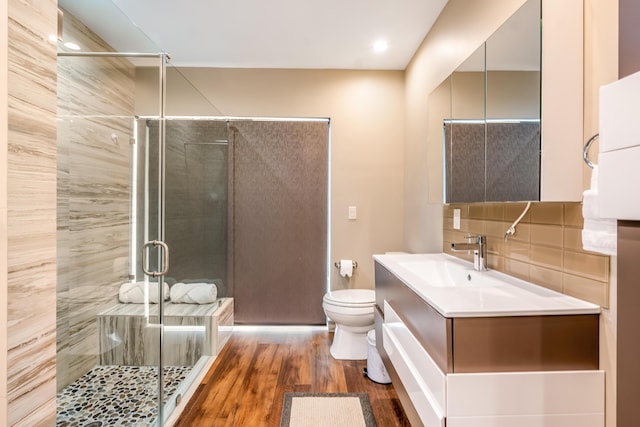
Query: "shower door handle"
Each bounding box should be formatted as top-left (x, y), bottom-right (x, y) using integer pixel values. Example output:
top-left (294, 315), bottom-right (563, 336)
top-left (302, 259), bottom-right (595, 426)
top-left (142, 240), bottom-right (170, 277)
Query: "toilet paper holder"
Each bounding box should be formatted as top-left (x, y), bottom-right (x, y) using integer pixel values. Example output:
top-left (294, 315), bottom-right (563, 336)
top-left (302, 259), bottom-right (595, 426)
top-left (334, 260), bottom-right (358, 269)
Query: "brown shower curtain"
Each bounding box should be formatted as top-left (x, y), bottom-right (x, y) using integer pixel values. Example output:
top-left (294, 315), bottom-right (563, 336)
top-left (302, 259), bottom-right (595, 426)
top-left (229, 120), bottom-right (328, 324)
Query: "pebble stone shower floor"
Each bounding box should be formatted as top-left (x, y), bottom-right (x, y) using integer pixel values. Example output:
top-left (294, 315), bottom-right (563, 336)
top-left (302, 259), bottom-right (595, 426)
top-left (56, 365), bottom-right (192, 427)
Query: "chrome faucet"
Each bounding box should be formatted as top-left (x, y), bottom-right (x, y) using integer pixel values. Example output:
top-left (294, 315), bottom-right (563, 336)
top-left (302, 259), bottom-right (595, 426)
top-left (451, 235), bottom-right (487, 271)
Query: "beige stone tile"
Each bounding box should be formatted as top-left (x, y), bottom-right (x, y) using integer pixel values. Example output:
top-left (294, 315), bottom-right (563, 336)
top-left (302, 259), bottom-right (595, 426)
top-left (563, 227), bottom-right (584, 251)
top-left (469, 204), bottom-right (484, 219)
top-left (564, 203), bottom-right (584, 228)
top-left (530, 245), bottom-right (563, 270)
top-left (484, 203), bottom-right (505, 221)
top-left (530, 265), bottom-right (564, 293)
top-left (443, 216), bottom-right (454, 231)
top-left (485, 220), bottom-right (510, 240)
top-left (485, 236), bottom-right (504, 257)
top-left (487, 254), bottom-right (504, 272)
top-left (530, 202), bottom-right (563, 225)
top-left (563, 273), bottom-right (608, 307)
top-left (443, 205), bottom-right (452, 218)
top-left (504, 258), bottom-right (530, 281)
top-left (450, 204), bottom-right (469, 218)
top-left (504, 222), bottom-right (530, 243)
top-left (467, 219), bottom-right (485, 235)
top-left (563, 250), bottom-right (610, 282)
top-left (443, 230), bottom-right (462, 243)
top-left (529, 224), bottom-right (563, 248)
top-left (505, 202), bottom-right (532, 223)
top-left (504, 240), bottom-right (530, 262)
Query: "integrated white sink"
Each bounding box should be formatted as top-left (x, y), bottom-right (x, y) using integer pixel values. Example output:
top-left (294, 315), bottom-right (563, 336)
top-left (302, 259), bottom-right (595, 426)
top-left (374, 253), bottom-right (601, 317)
top-left (396, 259), bottom-right (499, 288)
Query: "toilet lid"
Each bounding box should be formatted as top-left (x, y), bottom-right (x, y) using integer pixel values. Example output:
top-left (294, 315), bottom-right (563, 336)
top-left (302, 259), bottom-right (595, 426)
top-left (324, 289), bottom-right (375, 306)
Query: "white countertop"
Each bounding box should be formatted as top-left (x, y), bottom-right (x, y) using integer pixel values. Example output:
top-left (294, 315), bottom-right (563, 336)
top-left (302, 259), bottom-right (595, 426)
top-left (373, 253), bottom-right (601, 318)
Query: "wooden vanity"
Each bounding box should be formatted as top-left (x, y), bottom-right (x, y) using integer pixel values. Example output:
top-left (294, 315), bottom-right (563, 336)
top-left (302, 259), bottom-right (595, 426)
top-left (374, 253), bottom-right (604, 427)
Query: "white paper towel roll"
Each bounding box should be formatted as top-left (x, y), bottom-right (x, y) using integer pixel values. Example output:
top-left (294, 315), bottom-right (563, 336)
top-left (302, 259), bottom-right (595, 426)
top-left (339, 259), bottom-right (353, 278)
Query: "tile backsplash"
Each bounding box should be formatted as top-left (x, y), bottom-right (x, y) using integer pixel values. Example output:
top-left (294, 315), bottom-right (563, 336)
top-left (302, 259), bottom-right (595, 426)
top-left (443, 202), bottom-right (609, 307)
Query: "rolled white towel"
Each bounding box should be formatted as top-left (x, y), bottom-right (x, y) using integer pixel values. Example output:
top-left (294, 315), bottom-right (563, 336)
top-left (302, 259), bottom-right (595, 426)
top-left (118, 281), bottom-right (170, 304)
top-left (170, 282), bottom-right (217, 304)
top-left (582, 218), bottom-right (617, 256)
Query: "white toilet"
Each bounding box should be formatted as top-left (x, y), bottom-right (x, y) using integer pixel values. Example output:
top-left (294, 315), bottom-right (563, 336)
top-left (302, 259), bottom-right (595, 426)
top-left (322, 289), bottom-right (376, 360)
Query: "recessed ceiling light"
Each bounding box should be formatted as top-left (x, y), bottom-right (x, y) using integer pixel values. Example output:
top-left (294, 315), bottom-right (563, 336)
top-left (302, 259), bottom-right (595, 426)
top-left (64, 42), bottom-right (81, 50)
top-left (373, 40), bottom-right (388, 53)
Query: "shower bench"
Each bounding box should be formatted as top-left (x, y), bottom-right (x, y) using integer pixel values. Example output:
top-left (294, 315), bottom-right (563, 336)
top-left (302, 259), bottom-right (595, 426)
top-left (97, 297), bottom-right (233, 366)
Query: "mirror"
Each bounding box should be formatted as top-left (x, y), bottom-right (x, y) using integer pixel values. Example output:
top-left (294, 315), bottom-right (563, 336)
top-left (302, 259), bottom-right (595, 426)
top-left (443, 46), bottom-right (485, 203)
top-left (441, 0), bottom-right (541, 203)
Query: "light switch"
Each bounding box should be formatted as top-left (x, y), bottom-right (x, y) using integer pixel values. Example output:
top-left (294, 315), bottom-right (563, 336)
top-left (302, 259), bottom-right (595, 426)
top-left (348, 206), bottom-right (357, 220)
top-left (453, 209), bottom-right (461, 230)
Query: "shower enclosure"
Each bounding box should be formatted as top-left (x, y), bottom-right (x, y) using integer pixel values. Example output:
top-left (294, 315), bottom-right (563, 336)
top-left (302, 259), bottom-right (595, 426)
top-left (55, 6), bottom-right (231, 423)
top-left (56, 6), bottom-right (329, 425)
top-left (56, 51), bottom-right (228, 425)
top-left (56, 59), bottom-right (329, 427)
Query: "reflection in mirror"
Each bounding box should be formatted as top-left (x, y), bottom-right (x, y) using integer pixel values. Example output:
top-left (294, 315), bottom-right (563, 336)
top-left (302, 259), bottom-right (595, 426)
top-left (445, 45), bottom-right (486, 203)
top-left (442, 0), bottom-right (541, 203)
top-left (486, 0), bottom-right (541, 201)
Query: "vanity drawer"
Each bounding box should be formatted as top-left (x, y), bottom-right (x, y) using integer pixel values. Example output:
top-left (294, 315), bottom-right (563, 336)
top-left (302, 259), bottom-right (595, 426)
top-left (383, 301), bottom-right (446, 427)
top-left (452, 314), bottom-right (599, 372)
top-left (375, 262), bottom-right (453, 373)
top-left (446, 370), bottom-right (605, 426)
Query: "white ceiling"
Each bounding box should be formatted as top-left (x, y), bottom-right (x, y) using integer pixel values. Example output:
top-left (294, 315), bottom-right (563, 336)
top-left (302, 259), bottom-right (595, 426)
top-left (59, 0), bottom-right (450, 70)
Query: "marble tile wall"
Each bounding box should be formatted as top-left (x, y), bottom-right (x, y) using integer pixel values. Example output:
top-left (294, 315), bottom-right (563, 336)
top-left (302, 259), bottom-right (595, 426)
top-left (57, 11), bottom-right (136, 391)
top-left (96, 298), bottom-right (233, 367)
top-left (97, 302), bottom-right (220, 366)
top-left (5, 0), bottom-right (58, 425)
top-left (443, 202), bottom-right (610, 307)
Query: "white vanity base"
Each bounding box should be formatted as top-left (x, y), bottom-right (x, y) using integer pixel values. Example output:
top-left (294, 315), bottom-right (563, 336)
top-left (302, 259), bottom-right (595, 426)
top-left (447, 371), bottom-right (604, 427)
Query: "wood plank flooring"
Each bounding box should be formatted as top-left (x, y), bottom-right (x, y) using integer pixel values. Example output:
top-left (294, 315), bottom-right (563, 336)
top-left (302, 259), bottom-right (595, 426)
top-left (174, 326), bottom-right (410, 426)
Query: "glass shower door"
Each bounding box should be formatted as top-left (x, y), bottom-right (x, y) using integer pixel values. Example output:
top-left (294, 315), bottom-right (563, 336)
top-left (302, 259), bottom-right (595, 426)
top-left (56, 52), bottom-right (170, 426)
top-left (139, 117), bottom-right (231, 423)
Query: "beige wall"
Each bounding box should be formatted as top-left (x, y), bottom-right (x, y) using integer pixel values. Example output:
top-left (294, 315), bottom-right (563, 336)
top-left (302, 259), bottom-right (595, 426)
top-left (136, 68), bottom-right (406, 291)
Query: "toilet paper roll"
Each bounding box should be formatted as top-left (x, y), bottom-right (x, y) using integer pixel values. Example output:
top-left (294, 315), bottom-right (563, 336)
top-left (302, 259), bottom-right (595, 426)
top-left (339, 259), bottom-right (353, 278)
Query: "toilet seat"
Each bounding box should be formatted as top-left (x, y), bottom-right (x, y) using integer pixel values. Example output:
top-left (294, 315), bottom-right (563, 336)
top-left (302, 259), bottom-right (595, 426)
top-left (323, 289), bottom-right (375, 307)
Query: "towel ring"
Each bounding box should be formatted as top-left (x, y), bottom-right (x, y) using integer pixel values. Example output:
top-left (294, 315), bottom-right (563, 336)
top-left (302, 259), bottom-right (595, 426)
top-left (583, 133), bottom-right (598, 169)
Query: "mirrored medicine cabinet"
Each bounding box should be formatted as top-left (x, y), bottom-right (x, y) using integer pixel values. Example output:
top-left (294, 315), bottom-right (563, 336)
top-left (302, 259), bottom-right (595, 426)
top-left (435, 0), bottom-right (584, 203)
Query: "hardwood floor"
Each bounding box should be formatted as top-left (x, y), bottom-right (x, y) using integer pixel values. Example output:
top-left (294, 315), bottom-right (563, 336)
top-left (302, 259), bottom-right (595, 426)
top-left (174, 326), bottom-right (410, 426)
